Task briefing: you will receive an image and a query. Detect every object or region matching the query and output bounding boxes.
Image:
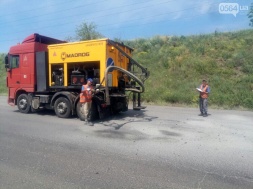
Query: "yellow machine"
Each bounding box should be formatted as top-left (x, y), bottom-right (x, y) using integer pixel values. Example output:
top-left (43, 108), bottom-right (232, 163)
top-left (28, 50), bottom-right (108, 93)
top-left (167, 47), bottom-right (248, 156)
top-left (47, 38), bottom-right (149, 119)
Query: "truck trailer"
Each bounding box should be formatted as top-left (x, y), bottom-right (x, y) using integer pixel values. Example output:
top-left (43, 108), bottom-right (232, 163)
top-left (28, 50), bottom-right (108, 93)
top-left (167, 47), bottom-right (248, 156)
top-left (4, 33), bottom-right (149, 120)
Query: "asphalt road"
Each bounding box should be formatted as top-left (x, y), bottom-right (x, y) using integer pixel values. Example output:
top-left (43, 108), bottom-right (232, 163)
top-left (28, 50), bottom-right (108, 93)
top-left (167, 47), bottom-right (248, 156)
top-left (0, 96), bottom-right (253, 189)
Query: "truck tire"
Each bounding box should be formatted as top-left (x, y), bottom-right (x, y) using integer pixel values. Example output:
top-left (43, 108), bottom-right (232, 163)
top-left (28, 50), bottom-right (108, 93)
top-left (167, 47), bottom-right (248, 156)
top-left (76, 101), bottom-right (85, 121)
top-left (17, 94), bottom-right (31, 113)
top-left (54, 97), bottom-right (71, 118)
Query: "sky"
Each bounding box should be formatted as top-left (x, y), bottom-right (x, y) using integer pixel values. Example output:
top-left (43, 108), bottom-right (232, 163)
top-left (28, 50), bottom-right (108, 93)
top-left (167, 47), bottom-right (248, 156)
top-left (0, 0), bottom-right (252, 53)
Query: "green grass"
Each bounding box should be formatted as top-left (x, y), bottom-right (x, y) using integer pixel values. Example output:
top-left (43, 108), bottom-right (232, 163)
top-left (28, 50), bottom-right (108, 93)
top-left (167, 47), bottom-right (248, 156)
top-left (124, 29), bottom-right (253, 109)
top-left (0, 54), bottom-right (7, 95)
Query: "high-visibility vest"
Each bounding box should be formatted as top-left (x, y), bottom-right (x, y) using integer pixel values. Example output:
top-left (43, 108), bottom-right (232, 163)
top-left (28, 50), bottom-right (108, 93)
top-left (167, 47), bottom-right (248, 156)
top-left (80, 85), bottom-right (93, 103)
top-left (200, 84), bottom-right (209, 99)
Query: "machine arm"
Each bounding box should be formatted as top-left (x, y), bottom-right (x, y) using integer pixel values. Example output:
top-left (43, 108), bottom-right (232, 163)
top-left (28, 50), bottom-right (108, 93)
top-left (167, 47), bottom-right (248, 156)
top-left (108, 40), bottom-right (150, 82)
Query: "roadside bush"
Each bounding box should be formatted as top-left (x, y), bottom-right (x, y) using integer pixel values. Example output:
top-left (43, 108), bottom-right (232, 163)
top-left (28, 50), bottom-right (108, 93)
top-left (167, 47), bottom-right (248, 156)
top-left (243, 98), bottom-right (253, 109)
top-left (0, 54), bottom-right (7, 94)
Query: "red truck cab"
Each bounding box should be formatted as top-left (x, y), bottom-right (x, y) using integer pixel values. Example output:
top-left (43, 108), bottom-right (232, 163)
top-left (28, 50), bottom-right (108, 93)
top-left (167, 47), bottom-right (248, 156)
top-left (5, 33), bottom-right (64, 106)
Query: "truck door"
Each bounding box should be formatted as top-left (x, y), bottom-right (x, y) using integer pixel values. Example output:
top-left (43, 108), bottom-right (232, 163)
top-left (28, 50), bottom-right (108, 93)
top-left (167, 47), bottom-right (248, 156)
top-left (7, 55), bottom-right (20, 88)
top-left (20, 53), bottom-right (32, 85)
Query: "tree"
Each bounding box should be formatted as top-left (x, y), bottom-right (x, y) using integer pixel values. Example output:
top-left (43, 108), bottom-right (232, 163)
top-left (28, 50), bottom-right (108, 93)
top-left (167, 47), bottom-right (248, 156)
top-left (75, 21), bottom-right (103, 41)
top-left (248, 3), bottom-right (253, 27)
top-left (65, 36), bottom-right (75, 42)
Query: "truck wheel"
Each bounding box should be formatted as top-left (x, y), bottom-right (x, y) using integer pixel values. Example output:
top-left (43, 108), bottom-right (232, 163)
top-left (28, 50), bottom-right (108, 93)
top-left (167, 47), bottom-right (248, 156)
top-left (54, 97), bottom-right (71, 118)
top-left (76, 101), bottom-right (85, 121)
top-left (17, 94), bottom-right (31, 113)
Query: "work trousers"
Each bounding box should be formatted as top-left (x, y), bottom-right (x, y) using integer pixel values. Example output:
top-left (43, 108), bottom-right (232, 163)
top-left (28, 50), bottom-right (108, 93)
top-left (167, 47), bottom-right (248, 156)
top-left (199, 98), bottom-right (208, 115)
top-left (82, 101), bottom-right (92, 121)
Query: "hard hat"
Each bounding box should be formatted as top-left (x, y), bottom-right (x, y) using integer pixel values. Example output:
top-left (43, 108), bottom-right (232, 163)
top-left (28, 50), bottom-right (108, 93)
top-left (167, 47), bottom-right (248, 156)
top-left (87, 78), bottom-right (93, 82)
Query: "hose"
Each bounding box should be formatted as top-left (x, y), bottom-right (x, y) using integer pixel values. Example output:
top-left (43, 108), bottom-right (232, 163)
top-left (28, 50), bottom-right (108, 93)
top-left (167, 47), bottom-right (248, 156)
top-left (104, 66), bottom-right (145, 105)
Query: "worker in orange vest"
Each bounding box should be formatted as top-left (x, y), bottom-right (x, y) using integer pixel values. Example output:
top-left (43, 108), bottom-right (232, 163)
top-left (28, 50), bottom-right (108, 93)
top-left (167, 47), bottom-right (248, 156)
top-left (80, 78), bottom-right (94, 126)
top-left (197, 79), bottom-right (210, 117)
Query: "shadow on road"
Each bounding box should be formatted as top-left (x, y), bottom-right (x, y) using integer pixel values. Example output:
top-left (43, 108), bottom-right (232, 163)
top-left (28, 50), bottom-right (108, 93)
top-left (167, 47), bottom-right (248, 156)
top-left (13, 109), bottom-right (58, 117)
top-left (12, 108), bottom-right (158, 131)
top-left (91, 109), bottom-right (159, 140)
top-left (95, 109), bottom-right (158, 130)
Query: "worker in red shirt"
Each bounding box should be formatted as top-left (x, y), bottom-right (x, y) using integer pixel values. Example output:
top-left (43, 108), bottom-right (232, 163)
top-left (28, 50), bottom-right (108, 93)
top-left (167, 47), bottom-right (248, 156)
top-left (197, 79), bottom-right (210, 117)
top-left (80, 78), bottom-right (94, 126)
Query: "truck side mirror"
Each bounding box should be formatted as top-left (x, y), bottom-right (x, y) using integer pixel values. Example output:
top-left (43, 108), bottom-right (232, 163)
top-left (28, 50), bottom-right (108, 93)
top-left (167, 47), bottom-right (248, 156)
top-left (4, 55), bottom-right (10, 71)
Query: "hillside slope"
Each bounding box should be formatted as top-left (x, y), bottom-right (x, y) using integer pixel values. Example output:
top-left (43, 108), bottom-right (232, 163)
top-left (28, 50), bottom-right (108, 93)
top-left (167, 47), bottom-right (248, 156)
top-left (125, 29), bottom-right (253, 109)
